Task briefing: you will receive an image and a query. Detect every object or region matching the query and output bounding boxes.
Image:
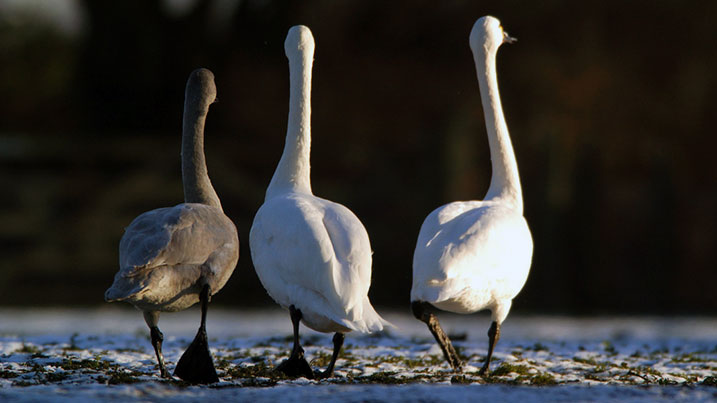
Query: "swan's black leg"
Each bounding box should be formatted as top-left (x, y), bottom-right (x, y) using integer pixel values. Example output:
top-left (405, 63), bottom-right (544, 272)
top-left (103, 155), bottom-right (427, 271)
top-left (174, 284), bottom-right (219, 384)
top-left (149, 325), bottom-right (171, 378)
top-left (200, 284), bottom-right (210, 329)
top-left (316, 332), bottom-right (344, 379)
top-left (275, 305), bottom-right (314, 379)
top-left (412, 301), bottom-right (463, 372)
top-left (143, 311), bottom-right (171, 379)
top-left (289, 305), bottom-right (302, 357)
top-left (478, 321), bottom-right (500, 375)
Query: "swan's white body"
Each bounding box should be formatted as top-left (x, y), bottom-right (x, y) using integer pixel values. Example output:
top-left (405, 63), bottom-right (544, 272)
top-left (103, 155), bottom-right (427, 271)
top-left (251, 192), bottom-right (384, 333)
top-left (250, 26), bottom-right (387, 334)
top-left (411, 16), bottom-right (532, 326)
top-left (412, 200), bottom-right (531, 322)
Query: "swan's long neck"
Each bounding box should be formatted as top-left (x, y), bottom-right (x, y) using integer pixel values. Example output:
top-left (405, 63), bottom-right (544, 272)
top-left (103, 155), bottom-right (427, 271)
top-left (266, 34), bottom-right (314, 200)
top-left (474, 47), bottom-right (523, 212)
top-left (181, 90), bottom-right (222, 211)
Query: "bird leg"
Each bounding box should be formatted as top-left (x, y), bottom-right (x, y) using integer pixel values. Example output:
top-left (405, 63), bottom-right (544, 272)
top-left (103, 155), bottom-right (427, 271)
top-left (412, 301), bottom-right (463, 371)
top-left (275, 305), bottom-right (314, 379)
top-left (149, 325), bottom-right (171, 378)
top-left (143, 311), bottom-right (171, 379)
top-left (478, 321), bottom-right (501, 375)
top-left (315, 332), bottom-right (345, 379)
top-left (174, 283), bottom-right (219, 384)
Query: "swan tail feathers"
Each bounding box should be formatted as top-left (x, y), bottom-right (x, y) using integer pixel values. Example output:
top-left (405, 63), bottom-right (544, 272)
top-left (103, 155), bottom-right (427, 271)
top-left (104, 273), bottom-right (148, 303)
top-left (104, 285), bottom-right (144, 303)
top-left (350, 299), bottom-right (394, 333)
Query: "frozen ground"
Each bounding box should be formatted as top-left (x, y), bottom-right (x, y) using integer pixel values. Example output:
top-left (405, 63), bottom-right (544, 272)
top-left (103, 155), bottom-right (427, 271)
top-left (1, 308), bottom-right (716, 402)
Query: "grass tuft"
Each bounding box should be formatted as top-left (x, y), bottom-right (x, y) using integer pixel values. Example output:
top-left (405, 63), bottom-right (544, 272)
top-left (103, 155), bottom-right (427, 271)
top-left (491, 362), bottom-right (532, 377)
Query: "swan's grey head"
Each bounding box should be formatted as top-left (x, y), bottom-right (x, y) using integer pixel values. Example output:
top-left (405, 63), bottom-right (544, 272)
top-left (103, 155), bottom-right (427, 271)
top-left (186, 68), bottom-right (217, 111)
top-left (285, 25), bottom-right (315, 59)
top-left (470, 16), bottom-right (516, 55)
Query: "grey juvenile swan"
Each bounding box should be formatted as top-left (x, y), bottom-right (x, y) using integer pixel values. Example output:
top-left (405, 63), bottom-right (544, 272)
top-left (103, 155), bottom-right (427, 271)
top-left (105, 68), bottom-right (239, 384)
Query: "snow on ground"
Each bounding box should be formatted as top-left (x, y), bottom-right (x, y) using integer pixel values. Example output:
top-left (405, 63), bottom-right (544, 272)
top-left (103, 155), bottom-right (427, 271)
top-left (1, 308), bottom-right (716, 402)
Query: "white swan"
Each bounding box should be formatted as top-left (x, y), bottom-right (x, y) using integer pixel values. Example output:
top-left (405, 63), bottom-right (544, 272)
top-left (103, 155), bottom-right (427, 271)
top-left (250, 25), bottom-right (389, 379)
top-left (411, 16), bottom-right (533, 375)
top-left (105, 68), bottom-right (239, 384)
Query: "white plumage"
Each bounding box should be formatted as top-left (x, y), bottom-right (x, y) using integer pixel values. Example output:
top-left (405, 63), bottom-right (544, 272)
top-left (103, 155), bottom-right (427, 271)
top-left (412, 201), bottom-right (532, 320)
top-left (250, 25), bottom-right (388, 378)
top-left (411, 16), bottom-right (533, 374)
top-left (251, 193), bottom-right (383, 333)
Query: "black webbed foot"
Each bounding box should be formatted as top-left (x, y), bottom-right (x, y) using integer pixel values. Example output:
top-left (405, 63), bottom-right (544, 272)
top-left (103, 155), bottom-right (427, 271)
top-left (174, 326), bottom-right (219, 384)
top-left (173, 283), bottom-right (219, 384)
top-left (275, 305), bottom-right (315, 379)
top-left (276, 350), bottom-right (315, 379)
top-left (275, 333), bottom-right (313, 379)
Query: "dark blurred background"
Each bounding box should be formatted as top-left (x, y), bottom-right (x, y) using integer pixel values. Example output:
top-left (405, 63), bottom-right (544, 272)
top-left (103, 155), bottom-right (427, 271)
top-left (0, 0), bottom-right (715, 315)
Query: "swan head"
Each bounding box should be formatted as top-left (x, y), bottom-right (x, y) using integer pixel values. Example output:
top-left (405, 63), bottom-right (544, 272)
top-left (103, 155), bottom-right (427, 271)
top-left (186, 68), bottom-right (217, 111)
top-left (285, 25), bottom-right (315, 59)
top-left (469, 16), bottom-right (516, 55)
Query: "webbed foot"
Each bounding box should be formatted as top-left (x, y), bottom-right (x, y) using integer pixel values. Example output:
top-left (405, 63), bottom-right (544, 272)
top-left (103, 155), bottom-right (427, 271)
top-left (174, 327), bottom-right (219, 384)
top-left (276, 348), bottom-right (314, 379)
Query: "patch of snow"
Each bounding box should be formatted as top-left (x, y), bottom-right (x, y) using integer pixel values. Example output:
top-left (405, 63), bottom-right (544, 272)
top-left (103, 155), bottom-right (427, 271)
top-left (1, 308), bottom-right (716, 402)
